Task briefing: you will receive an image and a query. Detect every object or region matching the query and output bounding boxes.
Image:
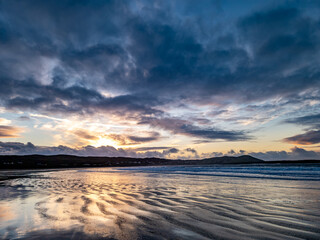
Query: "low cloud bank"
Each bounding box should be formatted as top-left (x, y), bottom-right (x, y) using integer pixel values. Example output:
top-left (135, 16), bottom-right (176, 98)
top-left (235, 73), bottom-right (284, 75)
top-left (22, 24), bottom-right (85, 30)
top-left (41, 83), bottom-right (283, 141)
top-left (0, 141), bottom-right (179, 158)
top-left (224, 147), bottom-right (320, 161)
top-left (0, 141), bottom-right (319, 160)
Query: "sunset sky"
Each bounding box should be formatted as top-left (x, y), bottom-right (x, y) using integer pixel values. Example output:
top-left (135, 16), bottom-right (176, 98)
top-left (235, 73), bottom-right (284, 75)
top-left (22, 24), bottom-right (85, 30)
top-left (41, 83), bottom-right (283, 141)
top-left (0, 0), bottom-right (320, 160)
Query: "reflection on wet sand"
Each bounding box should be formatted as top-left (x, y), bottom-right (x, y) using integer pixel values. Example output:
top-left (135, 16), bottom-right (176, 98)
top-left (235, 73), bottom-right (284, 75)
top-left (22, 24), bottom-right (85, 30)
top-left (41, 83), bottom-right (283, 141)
top-left (0, 165), bottom-right (320, 239)
top-left (0, 204), bottom-right (16, 222)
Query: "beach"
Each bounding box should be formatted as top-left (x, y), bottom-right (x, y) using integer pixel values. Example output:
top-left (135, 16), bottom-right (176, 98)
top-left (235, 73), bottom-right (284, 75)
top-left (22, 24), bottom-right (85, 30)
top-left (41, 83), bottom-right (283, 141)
top-left (0, 164), bottom-right (320, 239)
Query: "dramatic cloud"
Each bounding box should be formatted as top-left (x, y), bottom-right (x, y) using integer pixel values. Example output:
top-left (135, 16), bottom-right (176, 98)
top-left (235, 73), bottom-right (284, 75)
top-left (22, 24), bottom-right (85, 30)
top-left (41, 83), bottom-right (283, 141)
top-left (200, 147), bottom-right (320, 161)
top-left (1, 78), bottom-right (162, 117)
top-left (134, 147), bottom-right (171, 152)
top-left (185, 148), bottom-right (197, 154)
top-left (1, 140), bottom-right (319, 160)
top-left (197, 147), bottom-right (320, 160)
top-left (139, 117), bottom-right (250, 141)
top-left (284, 113), bottom-right (320, 145)
top-left (127, 132), bottom-right (160, 143)
top-left (285, 113), bottom-right (320, 129)
top-left (108, 132), bottom-right (161, 145)
top-left (284, 130), bottom-right (320, 145)
top-left (0, 1), bottom-right (320, 156)
top-left (0, 126), bottom-right (21, 138)
top-left (249, 147), bottom-right (320, 161)
top-left (1, 1), bottom-right (319, 111)
top-left (73, 129), bottom-right (99, 141)
top-left (0, 141), bottom-right (179, 158)
top-left (228, 149), bottom-right (236, 155)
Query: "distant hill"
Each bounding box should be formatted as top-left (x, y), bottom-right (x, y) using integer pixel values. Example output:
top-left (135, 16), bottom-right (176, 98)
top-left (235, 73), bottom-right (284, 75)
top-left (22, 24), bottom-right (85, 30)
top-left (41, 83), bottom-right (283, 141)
top-left (0, 154), bottom-right (266, 169)
top-left (1, 154), bottom-right (318, 170)
top-left (200, 155), bottom-right (264, 164)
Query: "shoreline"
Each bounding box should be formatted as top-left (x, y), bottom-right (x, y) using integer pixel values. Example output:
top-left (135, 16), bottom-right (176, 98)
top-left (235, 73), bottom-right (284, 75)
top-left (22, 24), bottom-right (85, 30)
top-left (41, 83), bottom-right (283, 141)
top-left (1, 159), bottom-right (320, 171)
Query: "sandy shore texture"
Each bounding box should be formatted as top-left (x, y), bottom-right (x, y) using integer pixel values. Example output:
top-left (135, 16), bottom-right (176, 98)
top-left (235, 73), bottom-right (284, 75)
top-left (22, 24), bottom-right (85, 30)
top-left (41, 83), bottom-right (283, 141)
top-left (0, 165), bottom-right (320, 239)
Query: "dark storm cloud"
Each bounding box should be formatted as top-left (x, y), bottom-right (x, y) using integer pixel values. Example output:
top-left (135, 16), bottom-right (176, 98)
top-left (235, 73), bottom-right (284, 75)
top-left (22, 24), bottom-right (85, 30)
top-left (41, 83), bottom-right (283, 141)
top-left (0, 0), bottom-right (127, 48)
top-left (1, 1), bottom-right (319, 103)
top-left (123, 4), bottom-right (320, 103)
top-left (0, 78), bottom-right (162, 117)
top-left (238, 7), bottom-right (317, 60)
top-left (1, 0), bottom-right (320, 145)
top-left (232, 6), bottom-right (320, 101)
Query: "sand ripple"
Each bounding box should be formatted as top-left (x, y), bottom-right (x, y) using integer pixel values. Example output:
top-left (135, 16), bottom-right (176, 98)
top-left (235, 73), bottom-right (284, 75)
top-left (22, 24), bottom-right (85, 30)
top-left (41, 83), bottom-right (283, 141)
top-left (0, 166), bottom-right (320, 239)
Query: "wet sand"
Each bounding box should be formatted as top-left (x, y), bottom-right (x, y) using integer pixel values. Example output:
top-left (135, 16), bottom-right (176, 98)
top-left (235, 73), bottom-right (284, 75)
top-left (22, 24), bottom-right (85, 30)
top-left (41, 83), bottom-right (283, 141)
top-left (0, 165), bottom-right (320, 239)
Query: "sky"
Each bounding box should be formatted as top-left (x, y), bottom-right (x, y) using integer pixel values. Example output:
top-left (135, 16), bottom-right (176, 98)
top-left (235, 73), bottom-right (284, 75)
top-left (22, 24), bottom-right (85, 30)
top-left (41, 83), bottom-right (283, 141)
top-left (0, 0), bottom-right (320, 160)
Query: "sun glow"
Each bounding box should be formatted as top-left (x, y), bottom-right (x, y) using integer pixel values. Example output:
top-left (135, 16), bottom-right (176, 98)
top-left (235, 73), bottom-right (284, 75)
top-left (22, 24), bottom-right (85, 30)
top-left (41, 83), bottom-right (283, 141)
top-left (92, 136), bottom-right (118, 148)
